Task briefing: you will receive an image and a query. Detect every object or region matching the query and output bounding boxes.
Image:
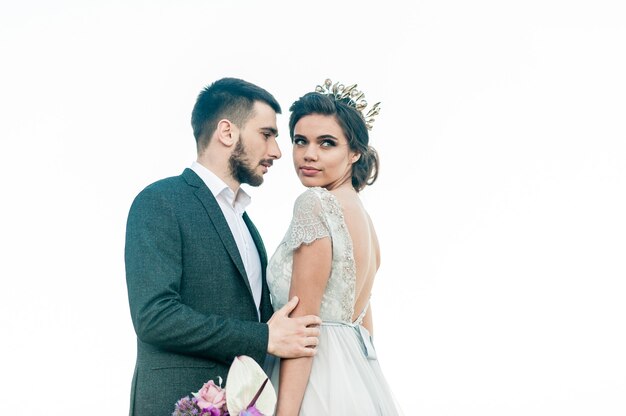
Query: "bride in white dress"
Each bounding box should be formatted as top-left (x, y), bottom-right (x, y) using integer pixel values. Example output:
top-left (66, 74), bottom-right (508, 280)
top-left (266, 80), bottom-right (401, 415)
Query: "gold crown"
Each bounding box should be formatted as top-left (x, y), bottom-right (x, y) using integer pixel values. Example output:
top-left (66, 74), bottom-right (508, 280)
top-left (315, 78), bottom-right (381, 130)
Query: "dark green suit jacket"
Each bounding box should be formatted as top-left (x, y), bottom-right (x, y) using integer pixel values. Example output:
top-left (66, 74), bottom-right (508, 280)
top-left (125, 168), bottom-right (274, 415)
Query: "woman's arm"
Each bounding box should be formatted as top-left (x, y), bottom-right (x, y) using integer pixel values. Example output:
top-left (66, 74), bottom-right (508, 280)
top-left (275, 237), bottom-right (332, 416)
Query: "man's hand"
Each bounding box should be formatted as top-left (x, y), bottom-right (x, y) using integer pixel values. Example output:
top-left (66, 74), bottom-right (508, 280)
top-left (267, 296), bottom-right (321, 358)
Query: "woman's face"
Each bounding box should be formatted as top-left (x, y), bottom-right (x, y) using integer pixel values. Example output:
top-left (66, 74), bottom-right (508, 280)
top-left (292, 114), bottom-right (359, 190)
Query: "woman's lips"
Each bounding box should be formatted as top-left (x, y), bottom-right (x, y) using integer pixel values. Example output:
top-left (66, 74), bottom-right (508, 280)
top-left (300, 166), bottom-right (320, 176)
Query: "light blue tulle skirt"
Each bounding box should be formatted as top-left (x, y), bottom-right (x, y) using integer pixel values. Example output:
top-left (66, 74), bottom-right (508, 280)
top-left (265, 322), bottom-right (402, 415)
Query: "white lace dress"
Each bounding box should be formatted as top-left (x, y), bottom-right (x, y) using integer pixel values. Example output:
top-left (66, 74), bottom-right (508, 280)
top-left (266, 187), bottom-right (401, 415)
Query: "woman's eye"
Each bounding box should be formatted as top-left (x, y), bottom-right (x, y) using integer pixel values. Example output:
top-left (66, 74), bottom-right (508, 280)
top-left (321, 140), bottom-right (336, 147)
top-left (294, 138), bottom-right (306, 145)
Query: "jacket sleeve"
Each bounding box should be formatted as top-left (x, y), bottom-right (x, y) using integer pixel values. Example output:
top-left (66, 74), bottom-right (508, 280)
top-left (124, 186), bottom-right (269, 366)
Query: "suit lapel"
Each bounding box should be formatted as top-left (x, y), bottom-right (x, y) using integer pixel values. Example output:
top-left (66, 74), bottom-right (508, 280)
top-left (182, 169), bottom-right (252, 297)
top-left (243, 213), bottom-right (267, 269)
top-left (244, 212), bottom-right (274, 321)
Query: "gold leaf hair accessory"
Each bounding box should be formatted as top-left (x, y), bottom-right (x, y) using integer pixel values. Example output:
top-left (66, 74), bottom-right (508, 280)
top-left (315, 78), bottom-right (381, 130)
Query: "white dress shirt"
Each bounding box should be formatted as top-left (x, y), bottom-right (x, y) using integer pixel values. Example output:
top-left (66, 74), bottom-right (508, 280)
top-left (191, 162), bottom-right (263, 320)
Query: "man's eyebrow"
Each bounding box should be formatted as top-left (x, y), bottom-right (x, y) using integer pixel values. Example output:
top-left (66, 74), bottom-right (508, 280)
top-left (261, 127), bottom-right (278, 136)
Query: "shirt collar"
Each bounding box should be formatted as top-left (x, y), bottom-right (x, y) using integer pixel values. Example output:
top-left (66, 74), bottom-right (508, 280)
top-left (190, 161), bottom-right (251, 211)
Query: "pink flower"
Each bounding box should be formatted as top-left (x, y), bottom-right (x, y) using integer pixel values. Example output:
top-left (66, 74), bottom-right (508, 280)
top-left (194, 380), bottom-right (227, 411)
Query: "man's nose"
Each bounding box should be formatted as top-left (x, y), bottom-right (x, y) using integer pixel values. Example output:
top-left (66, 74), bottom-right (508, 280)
top-left (269, 137), bottom-right (282, 159)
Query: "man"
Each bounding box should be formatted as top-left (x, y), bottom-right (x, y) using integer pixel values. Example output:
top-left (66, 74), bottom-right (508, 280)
top-left (125, 78), bottom-right (321, 415)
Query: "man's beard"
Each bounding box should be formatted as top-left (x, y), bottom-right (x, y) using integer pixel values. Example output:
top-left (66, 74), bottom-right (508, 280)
top-left (229, 139), bottom-right (264, 187)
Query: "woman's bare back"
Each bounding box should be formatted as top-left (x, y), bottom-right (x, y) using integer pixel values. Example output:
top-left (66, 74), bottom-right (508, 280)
top-left (331, 188), bottom-right (380, 328)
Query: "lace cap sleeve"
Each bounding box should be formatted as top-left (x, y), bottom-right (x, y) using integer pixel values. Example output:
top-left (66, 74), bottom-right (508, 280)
top-left (285, 188), bottom-right (331, 250)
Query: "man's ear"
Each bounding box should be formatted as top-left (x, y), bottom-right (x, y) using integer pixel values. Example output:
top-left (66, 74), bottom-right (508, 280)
top-left (215, 119), bottom-right (237, 147)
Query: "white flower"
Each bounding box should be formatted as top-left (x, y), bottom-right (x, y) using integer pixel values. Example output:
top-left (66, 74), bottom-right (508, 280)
top-left (225, 355), bottom-right (277, 415)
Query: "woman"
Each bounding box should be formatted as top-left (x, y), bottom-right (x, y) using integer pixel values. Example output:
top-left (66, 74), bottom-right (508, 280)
top-left (267, 79), bottom-right (401, 415)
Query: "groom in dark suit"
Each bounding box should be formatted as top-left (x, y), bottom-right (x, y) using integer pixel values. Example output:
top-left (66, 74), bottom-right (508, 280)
top-left (125, 78), bottom-right (321, 415)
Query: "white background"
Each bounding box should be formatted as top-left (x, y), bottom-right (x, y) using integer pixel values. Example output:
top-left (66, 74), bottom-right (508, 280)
top-left (1, 1), bottom-right (625, 414)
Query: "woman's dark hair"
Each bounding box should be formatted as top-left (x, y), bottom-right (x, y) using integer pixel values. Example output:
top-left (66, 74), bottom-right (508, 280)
top-left (289, 92), bottom-right (379, 191)
top-left (191, 77), bottom-right (281, 152)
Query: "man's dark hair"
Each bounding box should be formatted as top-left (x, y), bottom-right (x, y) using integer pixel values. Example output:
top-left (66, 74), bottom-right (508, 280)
top-left (191, 78), bottom-right (281, 151)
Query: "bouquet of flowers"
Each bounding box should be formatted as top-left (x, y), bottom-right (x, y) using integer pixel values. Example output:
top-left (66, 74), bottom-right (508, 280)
top-left (172, 355), bottom-right (276, 416)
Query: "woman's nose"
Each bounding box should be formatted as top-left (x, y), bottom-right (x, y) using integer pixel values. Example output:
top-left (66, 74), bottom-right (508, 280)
top-left (303, 145), bottom-right (318, 161)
